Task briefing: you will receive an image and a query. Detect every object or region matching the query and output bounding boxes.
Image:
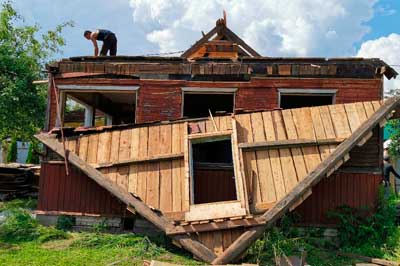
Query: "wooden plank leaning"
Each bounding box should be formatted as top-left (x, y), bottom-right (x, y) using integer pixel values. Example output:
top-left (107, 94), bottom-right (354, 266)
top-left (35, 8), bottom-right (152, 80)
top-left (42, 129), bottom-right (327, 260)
top-left (35, 133), bottom-right (217, 263)
top-left (211, 97), bottom-right (400, 265)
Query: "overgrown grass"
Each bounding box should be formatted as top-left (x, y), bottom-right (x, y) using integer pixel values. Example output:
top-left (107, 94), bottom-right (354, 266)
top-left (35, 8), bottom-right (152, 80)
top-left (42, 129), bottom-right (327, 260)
top-left (0, 199), bottom-right (199, 266)
top-left (245, 186), bottom-right (400, 265)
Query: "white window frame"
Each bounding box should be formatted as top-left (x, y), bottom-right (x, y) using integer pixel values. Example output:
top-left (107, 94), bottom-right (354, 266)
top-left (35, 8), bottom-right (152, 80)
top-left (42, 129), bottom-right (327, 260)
top-left (278, 88), bottom-right (337, 108)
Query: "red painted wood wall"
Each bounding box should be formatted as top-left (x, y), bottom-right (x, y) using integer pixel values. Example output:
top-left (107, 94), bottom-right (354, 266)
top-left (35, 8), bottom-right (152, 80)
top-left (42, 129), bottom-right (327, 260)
top-left (37, 163), bottom-right (126, 216)
top-left (48, 78), bottom-right (383, 128)
top-left (295, 172), bottom-right (383, 225)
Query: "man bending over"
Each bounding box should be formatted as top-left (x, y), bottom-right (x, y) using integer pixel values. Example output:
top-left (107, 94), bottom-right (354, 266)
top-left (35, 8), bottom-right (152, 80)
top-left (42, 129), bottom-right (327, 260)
top-left (84, 29), bottom-right (117, 56)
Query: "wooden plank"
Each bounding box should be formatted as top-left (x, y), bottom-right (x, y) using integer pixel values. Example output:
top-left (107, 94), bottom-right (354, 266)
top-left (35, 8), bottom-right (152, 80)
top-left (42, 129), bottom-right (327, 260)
top-left (250, 112), bottom-right (276, 204)
top-left (36, 133), bottom-right (218, 264)
top-left (238, 138), bottom-right (344, 150)
top-left (371, 101), bottom-right (382, 112)
top-left (137, 127), bottom-right (149, 201)
top-left (87, 134), bottom-right (99, 164)
top-left (210, 97), bottom-right (400, 265)
top-left (355, 102), bottom-right (368, 123)
top-left (281, 109), bottom-right (307, 181)
top-left (364, 102), bottom-right (375, 117)
top-left (310, 107), bottom-right (331, 160)
top-left (213, 231), bottom-right (224, 256)
top-left (272, 111), bottom-right (298, 193)
top-left (344, 103), bottom-right (362, 133)
top-left (118, 129), bottom-right (132, 161)
top-left (181, 122), bottom-right (190, 211)
top-left (236, 114), bottom-right (261, 205)
top-left (78, 135), bottom-right (89, 161)
top-left (97, 132), bottom-right (111, 164)
top-left (188, 130), bottom-right (232, 140)
top-left (318, 105), bottom-right (338, 155)
top-left (95, 153), bottom-right (184, 169)
top-left (329, 104), bottom-right (352, 138)
top-left (292, 107), bottom-right (321, 172)
top-left (262, 111), bottom-right (286, 201)
top-left (128, 128), bottom-right (140, 193)
top-left (109, 131), bottom-right (121, 163)
top-left (185, 202), bottom-right (246, 221)
top-left (171, 123), bottom-right (183, 212)
top-left (159, 124), bottom-right (173, 213)
top-left (147, 126), bottom-right (160, 208)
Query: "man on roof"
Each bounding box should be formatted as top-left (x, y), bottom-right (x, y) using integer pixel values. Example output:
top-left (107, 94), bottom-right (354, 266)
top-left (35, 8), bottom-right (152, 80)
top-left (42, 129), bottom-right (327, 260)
top-left (84, 29), bottom-right (117, 56)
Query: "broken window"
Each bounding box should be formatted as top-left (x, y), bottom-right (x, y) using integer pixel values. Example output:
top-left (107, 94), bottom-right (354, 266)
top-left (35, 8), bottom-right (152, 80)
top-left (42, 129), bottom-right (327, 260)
top-left (279, 89), bottom-right (336, 109)
top-left (191, 137), bottom-right (237, 204)
top-left (60, 88), bottom-right (137, 128)
top-left (183, 93), bottom-right (234, 118)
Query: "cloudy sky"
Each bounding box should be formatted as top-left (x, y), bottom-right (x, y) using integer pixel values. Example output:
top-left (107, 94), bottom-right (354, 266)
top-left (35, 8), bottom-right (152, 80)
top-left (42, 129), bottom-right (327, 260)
top-left (2, 0), bottom-right (399, 91)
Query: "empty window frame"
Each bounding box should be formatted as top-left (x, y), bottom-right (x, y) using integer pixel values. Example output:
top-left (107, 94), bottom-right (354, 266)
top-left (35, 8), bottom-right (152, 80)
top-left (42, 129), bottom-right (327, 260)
top-left (278, 89), bottom-right (336, 109)
top-left (58, 85), bottom-right (138, 127)
top-left (182, 87), bottom-right (236, 119)
top-left (189, 135), bottom-right (237, 204)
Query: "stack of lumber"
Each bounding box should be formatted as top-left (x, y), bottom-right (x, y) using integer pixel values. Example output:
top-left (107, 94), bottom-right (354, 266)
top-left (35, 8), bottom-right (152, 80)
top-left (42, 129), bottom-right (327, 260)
top-left (0, 164), bottom-right (40, 200)
top-left (143, 261), bottom-right (258, 266)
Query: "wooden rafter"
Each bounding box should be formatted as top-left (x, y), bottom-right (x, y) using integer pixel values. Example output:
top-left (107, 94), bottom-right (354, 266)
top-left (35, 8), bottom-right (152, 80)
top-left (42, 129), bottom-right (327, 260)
top-left (211, 97), bottom-right (400, 265)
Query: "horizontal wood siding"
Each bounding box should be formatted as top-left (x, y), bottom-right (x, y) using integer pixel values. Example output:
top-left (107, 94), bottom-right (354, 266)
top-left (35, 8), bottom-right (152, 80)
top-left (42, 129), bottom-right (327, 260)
top-left (294, 172), bottom-right (383, 225)
top-left (37, 162), bottom-right (126, 216)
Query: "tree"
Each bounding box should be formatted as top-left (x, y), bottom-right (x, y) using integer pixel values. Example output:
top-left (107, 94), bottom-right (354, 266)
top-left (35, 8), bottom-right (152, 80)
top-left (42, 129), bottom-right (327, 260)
top-left (0, 1), bottom-right (73, 141)
top-left (6, 137), bottom-right (17, 163)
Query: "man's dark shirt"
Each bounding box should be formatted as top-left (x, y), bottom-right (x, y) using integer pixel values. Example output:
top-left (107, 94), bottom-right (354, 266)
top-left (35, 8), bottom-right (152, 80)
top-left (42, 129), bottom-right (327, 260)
top-left (383, 161), bottom-right (400, 182)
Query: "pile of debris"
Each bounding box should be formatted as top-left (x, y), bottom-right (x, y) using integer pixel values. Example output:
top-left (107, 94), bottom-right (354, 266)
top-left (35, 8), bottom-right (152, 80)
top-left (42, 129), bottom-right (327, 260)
top-left (0, 163), bottom-right (40, 201)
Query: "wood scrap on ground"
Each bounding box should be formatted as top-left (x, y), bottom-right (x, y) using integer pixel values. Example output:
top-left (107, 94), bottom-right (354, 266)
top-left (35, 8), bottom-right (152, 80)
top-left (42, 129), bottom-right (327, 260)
top-left (143, 260), bottom-right (258, 266)
top-left (0, 163), bottom-right (40, 200)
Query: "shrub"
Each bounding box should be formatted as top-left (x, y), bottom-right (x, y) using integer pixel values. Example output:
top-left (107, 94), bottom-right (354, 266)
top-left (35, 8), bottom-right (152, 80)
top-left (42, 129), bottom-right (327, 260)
top-left (56, 215), bottom-right (75, 231)
top-left (25, 142), bottom-right (40, 164)
top-left (0, 208), bottom-right (68, 243)
top-left (91, 219), bottom-right (109, 233)
top-left (6, 137), bottom-right (17, 163)
top-left (0, 198), bottom-right (37, 211)
top-left (328, 185), bottom-right (399, 257)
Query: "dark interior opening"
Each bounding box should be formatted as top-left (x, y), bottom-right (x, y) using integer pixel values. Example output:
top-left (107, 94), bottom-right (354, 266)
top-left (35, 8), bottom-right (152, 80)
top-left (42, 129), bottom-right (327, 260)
top-left (192, 139), bottom-right (237, 204)
top-left (183, 93), bottom-right (234, 118)
top-left (280, 94), bottom-right (334, 109)
top-left (122, 217), bottom-right (135, 231)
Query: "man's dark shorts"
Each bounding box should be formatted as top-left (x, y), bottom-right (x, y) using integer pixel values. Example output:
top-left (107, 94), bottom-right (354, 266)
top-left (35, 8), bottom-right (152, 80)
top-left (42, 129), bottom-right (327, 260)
top-left (100, 33), bottom-right (117, 56)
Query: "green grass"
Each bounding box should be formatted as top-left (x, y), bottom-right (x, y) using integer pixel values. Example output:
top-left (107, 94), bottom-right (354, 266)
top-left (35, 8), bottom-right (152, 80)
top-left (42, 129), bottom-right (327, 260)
top-left (1, 196), bottom-right (399, 266)
top-left (0, 234), bottom-right (200, 266)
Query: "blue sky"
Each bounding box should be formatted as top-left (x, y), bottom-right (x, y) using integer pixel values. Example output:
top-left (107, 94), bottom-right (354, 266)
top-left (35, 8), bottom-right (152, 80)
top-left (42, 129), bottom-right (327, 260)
top-left (1, 0), bottom-right (399, 90)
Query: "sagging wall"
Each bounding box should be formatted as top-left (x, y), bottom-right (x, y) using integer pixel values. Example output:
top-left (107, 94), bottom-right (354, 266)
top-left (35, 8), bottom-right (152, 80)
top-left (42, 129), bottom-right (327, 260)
top-left (47, 78), bottom-right (383, 129)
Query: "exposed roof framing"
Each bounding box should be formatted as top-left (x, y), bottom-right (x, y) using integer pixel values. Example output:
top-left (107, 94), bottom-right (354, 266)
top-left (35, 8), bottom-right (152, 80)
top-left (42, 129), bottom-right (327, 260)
top-left (180, 22), bottom-right (261, 58)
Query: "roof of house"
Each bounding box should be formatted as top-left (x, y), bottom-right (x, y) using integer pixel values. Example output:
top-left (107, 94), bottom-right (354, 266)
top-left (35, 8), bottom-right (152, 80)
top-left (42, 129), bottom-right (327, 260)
top-left (36, 97), bottom-right (400, 264)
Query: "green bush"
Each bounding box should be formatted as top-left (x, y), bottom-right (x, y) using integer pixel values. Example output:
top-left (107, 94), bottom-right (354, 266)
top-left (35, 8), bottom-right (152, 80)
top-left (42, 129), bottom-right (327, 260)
top-left (6, 137), bottom-right (17, 163)
top-left (328, 186), bottom-right (399, 257)
top-left (56, 215), bottom-right (75, 231)
top-left (91, 219), bottom-right (109, 233)
top-left (0, 209), bottom-right (39, 242)
top-left (0, 198), bottom-right (37, 211)
top-left (25, 142), bottom-right (40, 164)
top-left (0, 208), bottom-right (68, 243)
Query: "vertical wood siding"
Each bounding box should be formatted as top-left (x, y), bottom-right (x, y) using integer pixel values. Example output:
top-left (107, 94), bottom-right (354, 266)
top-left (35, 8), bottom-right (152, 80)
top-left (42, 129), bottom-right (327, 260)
top-left (37, 162), bottom-right (126, 216)
top-left (294, 172), bottom-right (383, 225)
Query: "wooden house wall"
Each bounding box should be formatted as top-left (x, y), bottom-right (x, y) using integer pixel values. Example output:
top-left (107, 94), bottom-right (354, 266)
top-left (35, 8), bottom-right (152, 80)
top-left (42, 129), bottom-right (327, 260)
top-left (234, 101), bottom-right (383, 212)
top-left (294, 172), bottom-right (382, 225)
top-left (37, 162), bottom-right (126, 216)
top-left (63, 122), bottom-right (190, 215)
top-left (48, 78), bottom-right (382, 129)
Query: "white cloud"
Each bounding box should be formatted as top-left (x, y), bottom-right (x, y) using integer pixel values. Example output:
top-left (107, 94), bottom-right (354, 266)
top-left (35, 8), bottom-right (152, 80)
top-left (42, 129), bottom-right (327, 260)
top-left (129, 0), bottom-right (377, 57)
top-left (357, 33), bottom-right (400, 94)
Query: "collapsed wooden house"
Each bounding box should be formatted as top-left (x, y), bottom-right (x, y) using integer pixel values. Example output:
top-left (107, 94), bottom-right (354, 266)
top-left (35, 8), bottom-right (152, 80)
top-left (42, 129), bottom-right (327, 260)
top-left (36, 18), bottom-right (399, 264)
